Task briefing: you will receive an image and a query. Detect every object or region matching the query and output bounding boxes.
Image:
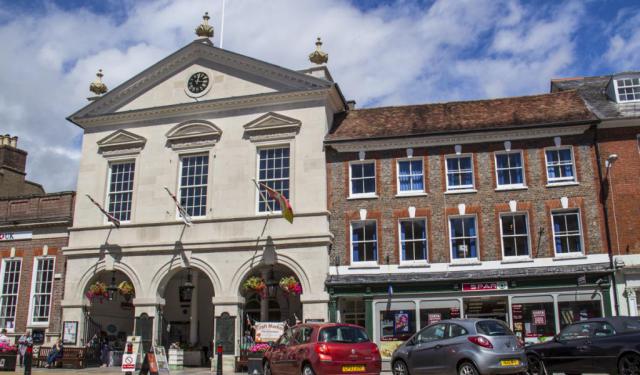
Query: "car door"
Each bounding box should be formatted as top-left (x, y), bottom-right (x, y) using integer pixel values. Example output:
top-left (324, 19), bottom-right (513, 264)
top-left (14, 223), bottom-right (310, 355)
top-left (583, 321), bottom-right (619, 373)
top-left (408, 323), bottom-right (449, 375)
top-left (291, 327), bottom-right (313, 374)
top-left (283, 327), bottom-right (301, 375)
top-left (440, 323), bottom-right (469, 374)
top-left (543, 322), bottom-right (593, 374)
top-left (271, 329), bottom-right (293, 374)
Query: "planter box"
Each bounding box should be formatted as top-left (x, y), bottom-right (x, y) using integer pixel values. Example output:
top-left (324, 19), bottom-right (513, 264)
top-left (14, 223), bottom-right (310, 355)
top-left (0, 353), bottom-right (17, 372)
top-left (247, 353), bottom-right (264, 375)
top-left (183, 350), bottom-right (202, 367)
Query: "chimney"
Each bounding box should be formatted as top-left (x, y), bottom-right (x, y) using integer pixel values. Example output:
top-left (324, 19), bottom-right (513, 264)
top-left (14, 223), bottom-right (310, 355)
top-left (347, 100), bottom-right (356, 110)
top-left (0, 134), bottom-right (27, 174)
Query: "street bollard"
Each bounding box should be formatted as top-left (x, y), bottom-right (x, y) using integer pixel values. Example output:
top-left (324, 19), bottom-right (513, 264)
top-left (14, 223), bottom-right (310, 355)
top-left (23, 343), bottom-right (32, 375)
top-left (216, 342), bottom-right (223, 375)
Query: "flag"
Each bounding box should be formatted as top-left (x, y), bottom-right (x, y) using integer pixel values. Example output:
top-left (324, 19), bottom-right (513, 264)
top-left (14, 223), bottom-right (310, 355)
top-left (86, 194), bottom-right (120, 228)
top-left (163, 187), bottom-right (192, 226)
top-left (259, 182), bottom-right (294, 223)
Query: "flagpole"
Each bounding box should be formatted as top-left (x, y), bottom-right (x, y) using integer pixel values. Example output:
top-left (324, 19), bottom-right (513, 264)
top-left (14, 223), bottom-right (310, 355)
top-left (220, 0), bottom-right (226, 48)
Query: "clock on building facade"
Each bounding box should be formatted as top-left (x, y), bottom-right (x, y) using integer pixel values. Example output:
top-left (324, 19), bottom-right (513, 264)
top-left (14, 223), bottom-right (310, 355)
top-left (187, 72), bottom-right (209, 95)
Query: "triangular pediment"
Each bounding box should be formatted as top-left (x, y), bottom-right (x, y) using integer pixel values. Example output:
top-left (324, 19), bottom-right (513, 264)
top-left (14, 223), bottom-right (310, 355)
top-left (243, 112), bottom-right (301, 132)
top-left (70, 40), bottom-right (334, 123)
top-left (97, 130), bottom-right (146, 156)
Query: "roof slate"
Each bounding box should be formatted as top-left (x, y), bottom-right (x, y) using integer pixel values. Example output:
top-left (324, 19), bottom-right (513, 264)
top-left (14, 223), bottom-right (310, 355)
top-left (551, 73), bottom-right (640, 120)
top-left (326, 90), bottom-right (596, 142)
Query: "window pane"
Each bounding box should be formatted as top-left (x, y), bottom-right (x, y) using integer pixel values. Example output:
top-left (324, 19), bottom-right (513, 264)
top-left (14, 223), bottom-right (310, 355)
top-left (258, 147), bottom-right (290, 212)
top-left (107, 162), bottom-right (135, 221)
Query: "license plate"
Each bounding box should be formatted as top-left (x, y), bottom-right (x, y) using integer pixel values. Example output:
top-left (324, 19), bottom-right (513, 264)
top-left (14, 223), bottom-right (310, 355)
top-left (342, 365), bottom-right (365, 372)
top-left (500, 360), bottom-right (520, 366)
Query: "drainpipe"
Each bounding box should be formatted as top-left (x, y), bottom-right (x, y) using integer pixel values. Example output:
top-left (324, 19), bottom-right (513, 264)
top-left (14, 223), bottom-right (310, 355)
top-left (593, 124), bottom-right (621, 316)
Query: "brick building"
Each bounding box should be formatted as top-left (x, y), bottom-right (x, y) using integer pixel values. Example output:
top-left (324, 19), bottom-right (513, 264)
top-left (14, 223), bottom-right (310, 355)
top-left (552, 72), bottom-right (640, 317)
top-left (0, 134), bottom-right (74, 344)
top-left (324, 91), bottom-right (613, 356)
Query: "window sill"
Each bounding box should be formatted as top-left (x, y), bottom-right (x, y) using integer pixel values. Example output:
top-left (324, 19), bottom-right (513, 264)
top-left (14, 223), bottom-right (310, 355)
top-left (398, 263), bottom-right (430, 269)
top-left (495, 186), bottom-right (528, 192)
top-left (449, 260), bottom-right (482, 267)
top-left (445, 189), bottom-right (477, 195)
top-left (347, 194), bottom-right (379, 200)
top-left (395, 192), bottom-right (428, 198)
top-left (546, 181), bottom-right (579, 188)
top-left (348, 264), bottom-right (380, 270)
top-left (553, 254), bottom-right (587, 261)
top-left (501, 257), bottom-right (534, 264)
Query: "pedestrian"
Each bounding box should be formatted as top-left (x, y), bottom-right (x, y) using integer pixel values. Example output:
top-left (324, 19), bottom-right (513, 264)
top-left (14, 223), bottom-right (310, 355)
top-left (0, 329), bottom-right (9, 345)
top-left (45, 338), bottom-right (63, 368)
top-left (18, 330), bottom-right (32, 367)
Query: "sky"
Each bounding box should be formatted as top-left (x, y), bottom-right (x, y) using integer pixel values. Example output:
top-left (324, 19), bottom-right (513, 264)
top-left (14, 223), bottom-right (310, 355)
top-left (0, 0), bottom-right (639, 192)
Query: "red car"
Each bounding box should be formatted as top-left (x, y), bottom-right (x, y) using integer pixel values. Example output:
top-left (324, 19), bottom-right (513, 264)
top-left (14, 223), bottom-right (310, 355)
top-left (264, 323), bottom-right (381, 375)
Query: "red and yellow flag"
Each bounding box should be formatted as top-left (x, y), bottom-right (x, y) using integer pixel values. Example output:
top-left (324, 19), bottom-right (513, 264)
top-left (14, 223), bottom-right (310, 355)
top-left (260, 183), bottom-right (294, 223)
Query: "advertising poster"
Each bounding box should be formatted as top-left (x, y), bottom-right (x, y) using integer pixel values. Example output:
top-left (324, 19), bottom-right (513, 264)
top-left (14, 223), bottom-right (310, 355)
top-left (532, 310), bottom-right (546, 326)
top-left (254, 322), bottom-right (286, 343)
top-left (62, 321), bottom-right (78, 345)
top-left (427, 313), bottom-right (442, 325)
top-left (379, 340), bottom-right (403, 359)
top-left (394, 312), bottom-right (409, 334)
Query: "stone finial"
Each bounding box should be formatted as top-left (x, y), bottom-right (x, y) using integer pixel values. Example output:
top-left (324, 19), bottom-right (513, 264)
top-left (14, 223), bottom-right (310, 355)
top-left (308, 37), bottom-right (328, 65)
top-left (195, 12), bottom-right (214, 38)
top-left (89, 69), bottom-right (108, 96)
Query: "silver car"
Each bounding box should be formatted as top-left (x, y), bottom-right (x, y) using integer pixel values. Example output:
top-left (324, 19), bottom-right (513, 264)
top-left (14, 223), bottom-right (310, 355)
top-left (391, 319), bottom-right (527, 375)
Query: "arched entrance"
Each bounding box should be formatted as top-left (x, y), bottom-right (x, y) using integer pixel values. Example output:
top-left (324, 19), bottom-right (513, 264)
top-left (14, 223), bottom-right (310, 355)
top-left (83, 270), bottom-right (136, 365)
top-left (158, 267), bottom-right (214, 367)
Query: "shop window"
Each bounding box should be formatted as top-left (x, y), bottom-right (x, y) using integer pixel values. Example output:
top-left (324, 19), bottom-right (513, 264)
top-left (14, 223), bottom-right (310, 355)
top-left (557, 293), bottom-right (602, 329)
top-left (179, 154), bottom-right (209, 217)
top-left (350, 161), bottom-right (376, 197)
top-left (397, 159), bottom-right (424, 194)
top-left (399, 219), bottom-right (428, 263)
top-left (449, 216), bottom-right (478, 261)
top-left (511, 295), bottom-right (556, 345)
top-left (257, 147), bottom-right (290, 212)
top-left (419, 299), bottom-right (461, 328)
top-left (29, 257), bottom-right (55, 325)
top-left (495, 151), bottom-right (525, 188)
top-left (375, 301), bottom-right (416, 358)
top-left (463, 297), bottom-right (508, 321)
top-left (445, 154), bottom-right (474, 191)
top-left (340, 299), bottom-right (365, 328)
top-left (0, 259), bottom-right (21, 332)
top-left (351, 220), bottom-right (378, 264)
top-left (545, 147), bottom-right (576, 184)
top-left (500, 213), bottom-right (530, 258)
top-left (552, 210), bottom-right (583, 255)
top-left (107, 161), bottom-right (135, 222)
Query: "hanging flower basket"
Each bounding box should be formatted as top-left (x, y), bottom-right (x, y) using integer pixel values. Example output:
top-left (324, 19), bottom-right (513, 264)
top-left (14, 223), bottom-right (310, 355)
top-left (279, 276), bottom-right (302, 296)
top-left (244, 276), bottom-right (267, 298)
top-left (118, 281), bottom-right (135, 302)
top-left (86, 281), bottom-right (108, 303)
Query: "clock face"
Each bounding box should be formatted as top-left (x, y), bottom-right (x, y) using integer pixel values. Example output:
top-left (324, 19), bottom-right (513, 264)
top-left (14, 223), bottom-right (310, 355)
top-left (187, 72), bottom-right (209, 94)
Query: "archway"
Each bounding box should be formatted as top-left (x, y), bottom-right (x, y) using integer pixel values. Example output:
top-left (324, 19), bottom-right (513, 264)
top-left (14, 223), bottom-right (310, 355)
top-left (83, 270), bottom-right (136, 365)
top-left (158, 268), bottom-right (215, 367)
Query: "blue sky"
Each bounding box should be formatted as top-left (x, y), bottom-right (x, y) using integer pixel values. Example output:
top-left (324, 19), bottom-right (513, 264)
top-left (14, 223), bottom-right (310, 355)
top-left (0, 0), bottom-right (639, 192)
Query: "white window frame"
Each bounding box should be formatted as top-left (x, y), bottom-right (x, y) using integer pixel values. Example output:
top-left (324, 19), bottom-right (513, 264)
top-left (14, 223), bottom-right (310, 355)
top-left (0, 258), bottom-right (21, 332)
top-left (178, 152), bottom-right (209, 219)
top-left (349, 160), bottom-right (377, 199)
top-left (613, 76), bottom-right (640, 103)
top-left (398, 218), bottom-right (429, 265)
top-left (105, 160), bottom-right (136, 223)
top-left (448, 215), bottom-right (479, 263)
top-left (27, 257), bottom-right (55, 327)
top-left (256, 145), bottom-right (291, 214)
top-left (494, 150), bottom-right (526, 190)
top-left (544, 146), bottom-right (577, 185)
top-left (445, 154), bottom-right (475, 192)
top-left (350, 220), bottom-right (378, 266)
top-left (396, 158), bottom-right (425, 195)
top-left (551, 209), bottom-right (585, 257)
top-left (499, 212), bottom-right (531, 260)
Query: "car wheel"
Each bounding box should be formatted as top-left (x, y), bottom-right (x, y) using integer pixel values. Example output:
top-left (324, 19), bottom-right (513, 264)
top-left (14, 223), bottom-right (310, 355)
top-left (302, 364), bottom-right (315, 375)
top-left (527, 355), bottom-right (547, 375)
top-left (619, 353), bottom-right (640, 375)
top-left (264, 361), bottom-right (272, 375)
top-left (393, 360), bottom-right (409, 375)
top-left (458, 361), bottom-right (479, 375)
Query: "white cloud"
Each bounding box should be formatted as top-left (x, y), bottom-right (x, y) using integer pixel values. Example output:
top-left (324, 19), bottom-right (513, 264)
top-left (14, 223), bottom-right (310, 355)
top-left (0, 0), bottom-right (588, 192)
top-left (605, 9), bottom-right (640, 71)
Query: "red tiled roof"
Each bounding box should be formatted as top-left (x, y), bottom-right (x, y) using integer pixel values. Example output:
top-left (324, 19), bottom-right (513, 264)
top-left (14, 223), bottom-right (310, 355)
top-left (326, 90), bottom-right (596, 142)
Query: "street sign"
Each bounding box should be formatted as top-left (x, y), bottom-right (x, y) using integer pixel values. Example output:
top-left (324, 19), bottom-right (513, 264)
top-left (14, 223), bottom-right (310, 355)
top-left (121, 353), bottom-right (135, 372)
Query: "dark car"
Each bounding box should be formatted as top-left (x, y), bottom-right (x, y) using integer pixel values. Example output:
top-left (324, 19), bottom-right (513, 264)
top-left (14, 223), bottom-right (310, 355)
top-left (263, 323), bottom-right (381, 375)
top-left (526, 317), bottom-right (640, 375)
top-left (391, 319), bottom-right (527, 375)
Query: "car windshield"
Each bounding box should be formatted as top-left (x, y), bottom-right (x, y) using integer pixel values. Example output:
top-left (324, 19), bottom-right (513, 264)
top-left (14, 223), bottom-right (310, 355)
top-left (476, 320), bottom-right (513, 336)
top-left (319, 326), bottom-right (370, 343)
top-left (558, 323), bottom-right (592, 340)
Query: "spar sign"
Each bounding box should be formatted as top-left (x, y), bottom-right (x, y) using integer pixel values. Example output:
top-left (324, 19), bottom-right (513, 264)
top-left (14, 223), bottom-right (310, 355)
top-left (0, 231), bottom-right (32, 241)
top-left (462, 281), bottom-right (508, 292)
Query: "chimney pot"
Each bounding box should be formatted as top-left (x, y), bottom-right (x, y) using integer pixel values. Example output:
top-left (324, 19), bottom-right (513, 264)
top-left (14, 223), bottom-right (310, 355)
top-left (347, 100), bottom-right (356, 110)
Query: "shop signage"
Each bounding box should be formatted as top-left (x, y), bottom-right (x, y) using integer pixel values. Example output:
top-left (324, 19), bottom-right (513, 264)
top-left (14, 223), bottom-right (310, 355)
top-left (0, 231), bottom-right (32, 241)
top-left (532, 310), bottom-right (546, 325)
top-left (462, 281), bottom-right (508, 292)
top-left (427, 313), bottom-right (442, 325)
top-left (121, 353), bottom-right (136, 372)
top-left (254, 322), bottom-right (285, 343)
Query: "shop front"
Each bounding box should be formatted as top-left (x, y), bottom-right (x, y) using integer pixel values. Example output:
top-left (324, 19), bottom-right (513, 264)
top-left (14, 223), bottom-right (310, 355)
top-left (329, 268), bottom-right (613, 359)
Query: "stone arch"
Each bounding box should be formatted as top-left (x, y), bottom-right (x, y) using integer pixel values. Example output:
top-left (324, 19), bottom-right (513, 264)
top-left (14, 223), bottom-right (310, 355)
top-left (77, 260), bottom-right (143, 303)
top-left (150, 256), bottom-right (222, 298)
top-left (231, 253), bottom-right (311, 297)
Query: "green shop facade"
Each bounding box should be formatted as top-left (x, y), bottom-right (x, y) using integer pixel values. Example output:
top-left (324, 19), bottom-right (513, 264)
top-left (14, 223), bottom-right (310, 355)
top-left (327, 262), bottom-right (613, 358)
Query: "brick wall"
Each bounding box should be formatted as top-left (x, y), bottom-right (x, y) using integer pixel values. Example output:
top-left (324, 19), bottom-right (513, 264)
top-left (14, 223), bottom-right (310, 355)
top-left (327, 131), bottom-right (606, 266)
top-left (597, 125), bottom-right (640, 255)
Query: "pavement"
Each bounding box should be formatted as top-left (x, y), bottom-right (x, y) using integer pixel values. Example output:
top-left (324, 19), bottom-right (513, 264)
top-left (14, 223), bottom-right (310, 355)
top-left (8, 367), bottom-right (393, 374)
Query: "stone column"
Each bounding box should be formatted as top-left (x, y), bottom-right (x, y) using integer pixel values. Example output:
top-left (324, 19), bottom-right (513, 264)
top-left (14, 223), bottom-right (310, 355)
top-left (189, 270), bottom-right (199, 345)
